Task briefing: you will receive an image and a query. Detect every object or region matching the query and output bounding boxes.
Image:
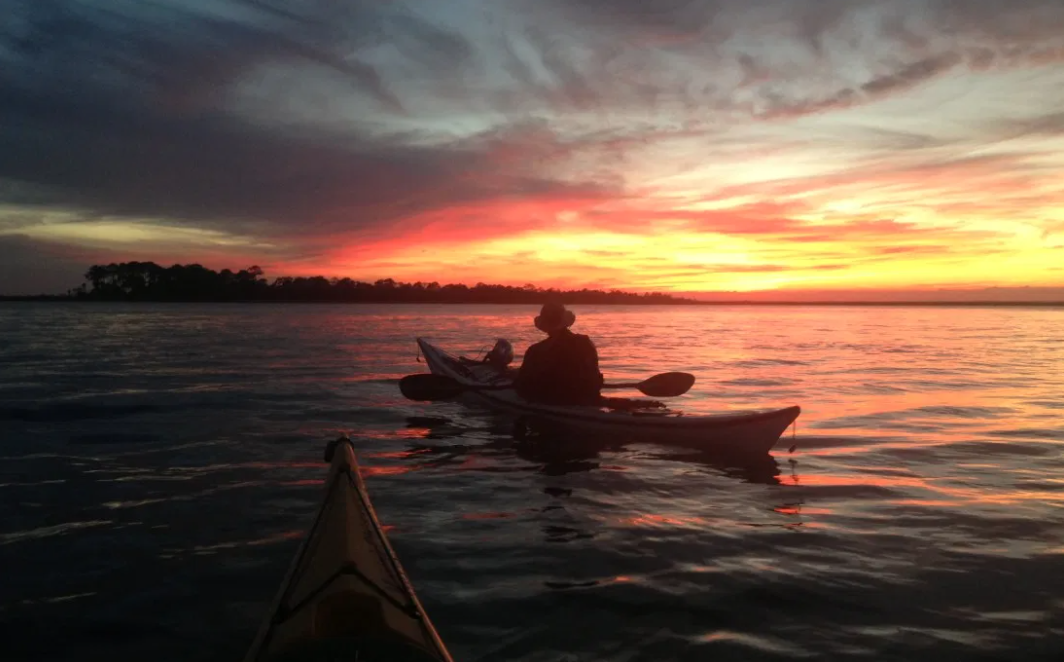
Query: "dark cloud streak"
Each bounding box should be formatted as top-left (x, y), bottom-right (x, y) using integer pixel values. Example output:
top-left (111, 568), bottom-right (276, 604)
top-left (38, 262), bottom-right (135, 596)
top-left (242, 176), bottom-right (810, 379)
top-left (533, 0), bottom-right (1064, 120)
top-left (860, 53), bottom-right (964, 97)
top-left (0, 0), bottom-right (620, 239)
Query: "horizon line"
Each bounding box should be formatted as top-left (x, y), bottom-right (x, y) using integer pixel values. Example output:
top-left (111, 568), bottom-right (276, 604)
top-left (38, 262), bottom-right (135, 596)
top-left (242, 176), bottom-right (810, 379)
top-left (3, 295), bottom-right (1062, 307)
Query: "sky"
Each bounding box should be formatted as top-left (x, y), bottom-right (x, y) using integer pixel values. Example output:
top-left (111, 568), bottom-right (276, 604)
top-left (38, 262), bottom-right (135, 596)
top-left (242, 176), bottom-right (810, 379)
top-left (2, 0), bottom-right (1064, 297)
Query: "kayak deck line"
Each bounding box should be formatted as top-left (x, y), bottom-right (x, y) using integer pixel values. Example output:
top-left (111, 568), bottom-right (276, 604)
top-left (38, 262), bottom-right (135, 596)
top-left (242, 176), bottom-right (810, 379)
top-left (416, 338), bottom-right (801, 454)
top-left (270, 556), bottom-right (423, 625)
top-left (243, 437), bottom-right (453, 662)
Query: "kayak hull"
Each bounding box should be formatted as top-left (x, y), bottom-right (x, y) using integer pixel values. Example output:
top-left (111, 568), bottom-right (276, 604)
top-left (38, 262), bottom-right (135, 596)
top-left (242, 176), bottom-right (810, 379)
top-left (244, 438), bottom-right (452, 662)
top-left (417, 338), bottom-right (800, 455)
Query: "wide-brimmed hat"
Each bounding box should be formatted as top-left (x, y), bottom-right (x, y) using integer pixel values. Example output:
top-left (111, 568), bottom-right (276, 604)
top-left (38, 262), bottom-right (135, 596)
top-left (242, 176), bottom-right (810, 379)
top-left (534, 302), bottom-right (576, 333)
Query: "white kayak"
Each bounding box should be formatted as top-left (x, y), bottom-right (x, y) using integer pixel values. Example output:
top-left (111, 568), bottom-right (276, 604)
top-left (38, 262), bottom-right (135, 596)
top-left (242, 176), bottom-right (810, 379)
top-left (416, 338), bottom-right (801, 455)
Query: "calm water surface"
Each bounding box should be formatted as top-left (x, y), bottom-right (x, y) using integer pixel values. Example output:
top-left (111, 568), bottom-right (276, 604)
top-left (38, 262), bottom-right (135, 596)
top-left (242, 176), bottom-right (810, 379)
top-left (1, 303), bottom-right (1063, 661)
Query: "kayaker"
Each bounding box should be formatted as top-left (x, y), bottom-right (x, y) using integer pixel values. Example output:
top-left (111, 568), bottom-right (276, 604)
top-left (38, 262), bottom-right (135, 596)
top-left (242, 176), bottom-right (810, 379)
top-left (513, 302), bottom-right (604, 405)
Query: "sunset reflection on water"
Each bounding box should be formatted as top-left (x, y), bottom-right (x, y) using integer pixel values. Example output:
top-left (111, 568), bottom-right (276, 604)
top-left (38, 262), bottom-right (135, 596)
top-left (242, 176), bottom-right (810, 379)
top-left (2, 303), bottom-right (1062, 661)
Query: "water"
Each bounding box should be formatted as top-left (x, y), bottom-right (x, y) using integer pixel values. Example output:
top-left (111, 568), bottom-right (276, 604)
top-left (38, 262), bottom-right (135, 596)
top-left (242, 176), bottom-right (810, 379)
top-left (1, 302), bottom-right (1063, 661)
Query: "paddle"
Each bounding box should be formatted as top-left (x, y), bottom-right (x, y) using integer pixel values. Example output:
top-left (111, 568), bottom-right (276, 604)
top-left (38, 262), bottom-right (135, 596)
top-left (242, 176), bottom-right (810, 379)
top-left (399, 371), bottom-right (695, 402)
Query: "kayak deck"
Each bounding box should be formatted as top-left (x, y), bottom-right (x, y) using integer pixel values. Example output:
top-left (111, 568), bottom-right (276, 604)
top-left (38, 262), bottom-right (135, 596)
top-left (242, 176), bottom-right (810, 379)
top-left (244, 438), bottom-right (452, 662)
top-left (417, 338), bottom-right (800, 454)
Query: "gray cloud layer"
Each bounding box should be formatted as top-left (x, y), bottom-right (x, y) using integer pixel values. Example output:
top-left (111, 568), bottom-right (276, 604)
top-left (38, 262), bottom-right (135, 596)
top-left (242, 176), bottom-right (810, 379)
top-left (2, 0), bottom-right (1063, 245)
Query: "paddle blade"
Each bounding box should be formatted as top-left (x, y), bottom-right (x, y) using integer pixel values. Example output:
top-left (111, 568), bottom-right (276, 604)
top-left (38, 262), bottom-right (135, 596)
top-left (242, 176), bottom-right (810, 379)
top-left (399, 374), bottom-right (466, 401)
top-left (637, 372), bottom-right (695, 397)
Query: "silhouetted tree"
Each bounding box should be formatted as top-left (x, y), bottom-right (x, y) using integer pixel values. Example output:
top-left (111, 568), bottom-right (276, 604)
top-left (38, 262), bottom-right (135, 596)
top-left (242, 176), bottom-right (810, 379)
top-left (67, 261), bottom-right (699, 304)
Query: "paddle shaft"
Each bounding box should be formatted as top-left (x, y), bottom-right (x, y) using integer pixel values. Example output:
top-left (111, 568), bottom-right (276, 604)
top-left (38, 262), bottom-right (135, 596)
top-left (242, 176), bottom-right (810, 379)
top-left (463, 381), bottom-right (639, 391)
top-left (399, 370), bottom-right (694, 401)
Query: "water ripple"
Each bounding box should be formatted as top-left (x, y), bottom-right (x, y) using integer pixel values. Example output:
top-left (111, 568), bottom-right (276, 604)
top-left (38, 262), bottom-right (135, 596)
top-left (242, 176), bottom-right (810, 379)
top-left (1, 303), bottom-right (1063, 662)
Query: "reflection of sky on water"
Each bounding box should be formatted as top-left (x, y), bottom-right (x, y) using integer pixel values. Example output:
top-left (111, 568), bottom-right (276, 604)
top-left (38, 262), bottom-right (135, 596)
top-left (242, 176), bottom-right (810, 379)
top-left (1, 303), bottom-right (1062, 661)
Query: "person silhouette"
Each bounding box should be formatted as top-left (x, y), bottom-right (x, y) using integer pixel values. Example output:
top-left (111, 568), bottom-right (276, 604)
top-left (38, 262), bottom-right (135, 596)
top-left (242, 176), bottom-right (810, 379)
top-left (513, 302), bottom-right (604, 405)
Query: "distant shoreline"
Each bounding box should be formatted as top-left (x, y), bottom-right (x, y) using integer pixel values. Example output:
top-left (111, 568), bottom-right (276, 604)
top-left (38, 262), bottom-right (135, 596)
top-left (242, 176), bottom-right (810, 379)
top-left (3, 296), bottom-right (1062, 307)
top-left (11, 261), bottom-right (1062, 307)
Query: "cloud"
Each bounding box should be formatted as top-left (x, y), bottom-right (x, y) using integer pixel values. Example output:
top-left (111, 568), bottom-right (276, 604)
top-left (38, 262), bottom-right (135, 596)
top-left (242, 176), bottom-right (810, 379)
top-left (0, 235), bottom-right (92, 295)
top-left (872, 244), bottom-right (958, 256)
top-left (0, 89), bottom-right (614, 236)
top-left (2, 0), bottom-right (1064, 294)
top-left (994, 111), bottom-right (1064, 139)
top-left (859, 53), bottom-right (964, 97)
top-left (0, 0), bottom-right (618, 241)
top-left (4, 0), bottom-right (404, 112)
top-left (527, 0), bottom-right (1064, 120)
top-left (577, 199), bottom-right (1009, 249)
top-left (4, 0), bottom-right (1064, 235)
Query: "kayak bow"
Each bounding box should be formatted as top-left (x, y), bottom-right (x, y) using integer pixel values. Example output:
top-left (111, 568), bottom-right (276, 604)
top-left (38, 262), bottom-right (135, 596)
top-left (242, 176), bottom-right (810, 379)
top-left (244, 437), bottom-right (453, 662)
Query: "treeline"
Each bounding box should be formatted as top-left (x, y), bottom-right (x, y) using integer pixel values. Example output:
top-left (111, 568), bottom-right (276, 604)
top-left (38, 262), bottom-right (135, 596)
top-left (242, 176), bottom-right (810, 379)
top-left (63, 261), bottom-right (698, 304)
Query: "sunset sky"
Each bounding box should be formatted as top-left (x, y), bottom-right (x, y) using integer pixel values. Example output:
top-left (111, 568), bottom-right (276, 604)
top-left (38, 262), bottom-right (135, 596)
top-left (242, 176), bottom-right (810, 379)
top-left (2, 0), bottom-right (1063, 297)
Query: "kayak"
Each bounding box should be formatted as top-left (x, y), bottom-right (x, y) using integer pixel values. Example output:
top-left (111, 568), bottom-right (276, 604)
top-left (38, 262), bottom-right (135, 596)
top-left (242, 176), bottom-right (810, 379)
top-left (417, 338), bottom-right (801, 455)
top-left (244, 437), bottom-right (453, 662)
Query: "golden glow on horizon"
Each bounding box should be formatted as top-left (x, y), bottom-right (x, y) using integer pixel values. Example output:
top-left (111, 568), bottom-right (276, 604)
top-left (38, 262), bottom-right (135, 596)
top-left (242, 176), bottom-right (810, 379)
top-left (328, 197), bottom-right (1064, 292)
top-left (4, 65), bottom-right (1064, 295)
top-left (306, 72), bottom-right (1064, 295)
top-left (7, 185), bottom-right (1061, 293)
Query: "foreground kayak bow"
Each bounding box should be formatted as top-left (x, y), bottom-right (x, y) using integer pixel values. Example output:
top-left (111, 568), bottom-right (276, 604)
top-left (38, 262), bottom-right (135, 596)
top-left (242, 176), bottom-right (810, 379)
top-left (244, 437), bottom-right (453, 662)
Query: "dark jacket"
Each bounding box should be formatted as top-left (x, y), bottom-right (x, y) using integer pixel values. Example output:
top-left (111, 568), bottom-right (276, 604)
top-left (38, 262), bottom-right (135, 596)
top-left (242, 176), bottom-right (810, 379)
top-left (513, 329), bottom-right (604, 405)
